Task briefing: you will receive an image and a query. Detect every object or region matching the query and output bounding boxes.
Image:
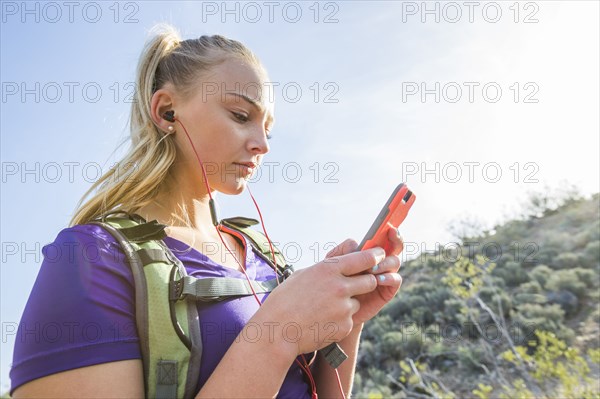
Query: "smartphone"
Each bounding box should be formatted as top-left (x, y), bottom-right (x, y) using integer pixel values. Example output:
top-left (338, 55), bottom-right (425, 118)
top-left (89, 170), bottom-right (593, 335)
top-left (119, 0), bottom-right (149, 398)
top-left (357, 183), bottom-right (416, 254)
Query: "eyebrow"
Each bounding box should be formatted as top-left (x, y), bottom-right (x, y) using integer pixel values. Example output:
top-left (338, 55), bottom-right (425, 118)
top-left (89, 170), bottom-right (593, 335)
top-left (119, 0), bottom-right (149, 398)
top-left (225, 92), bottom-right (275, 127)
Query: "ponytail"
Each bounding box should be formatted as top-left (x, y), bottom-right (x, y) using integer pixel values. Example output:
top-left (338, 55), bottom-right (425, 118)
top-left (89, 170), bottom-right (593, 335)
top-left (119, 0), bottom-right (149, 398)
top-left (69, 23), bottom-right (265, 227)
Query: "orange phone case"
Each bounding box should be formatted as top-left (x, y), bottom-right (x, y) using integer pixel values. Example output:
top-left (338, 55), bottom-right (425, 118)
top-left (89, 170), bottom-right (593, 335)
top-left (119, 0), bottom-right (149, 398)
top-left (358, 183), bottom-right (416, 254)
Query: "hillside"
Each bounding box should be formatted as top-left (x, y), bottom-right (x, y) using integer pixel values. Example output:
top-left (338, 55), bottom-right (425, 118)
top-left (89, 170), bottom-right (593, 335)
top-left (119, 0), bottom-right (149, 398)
top-left (354, 193), bottom-right (600, 398)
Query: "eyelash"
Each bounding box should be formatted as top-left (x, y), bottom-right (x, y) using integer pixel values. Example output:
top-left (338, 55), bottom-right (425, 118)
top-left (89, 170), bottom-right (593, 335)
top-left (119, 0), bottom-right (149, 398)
top-left (232, 112), bottom-right (273, 140)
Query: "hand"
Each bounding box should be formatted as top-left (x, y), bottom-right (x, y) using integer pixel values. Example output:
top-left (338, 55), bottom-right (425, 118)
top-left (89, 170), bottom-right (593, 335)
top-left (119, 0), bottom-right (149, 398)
top-left (258, 247), bottom-right (385, 355)
top-left (325, 226), bottom-right (404, 325)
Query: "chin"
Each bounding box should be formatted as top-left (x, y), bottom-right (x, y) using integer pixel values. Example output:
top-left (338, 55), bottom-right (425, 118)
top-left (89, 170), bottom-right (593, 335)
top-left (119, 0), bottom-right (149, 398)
top-left (219, 178), bottom-right (248, 195)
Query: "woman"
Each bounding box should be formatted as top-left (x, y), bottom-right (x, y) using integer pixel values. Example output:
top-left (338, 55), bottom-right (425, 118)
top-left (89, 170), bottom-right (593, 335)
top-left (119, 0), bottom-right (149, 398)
top-left (10, 24), bottom-right (404, 398)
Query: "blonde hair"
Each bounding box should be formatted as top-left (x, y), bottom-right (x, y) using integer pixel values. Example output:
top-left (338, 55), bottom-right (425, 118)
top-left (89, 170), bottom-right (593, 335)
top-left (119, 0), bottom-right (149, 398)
top-left (69, 24), bottom-right (266, 227)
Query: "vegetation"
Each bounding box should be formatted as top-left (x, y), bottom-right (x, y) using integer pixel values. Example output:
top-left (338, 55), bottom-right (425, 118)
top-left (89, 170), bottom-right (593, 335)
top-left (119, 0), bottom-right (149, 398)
top-left (354, 190), bottom-right (600, 398)
top-left (2, 190), bottom-right (598, 398)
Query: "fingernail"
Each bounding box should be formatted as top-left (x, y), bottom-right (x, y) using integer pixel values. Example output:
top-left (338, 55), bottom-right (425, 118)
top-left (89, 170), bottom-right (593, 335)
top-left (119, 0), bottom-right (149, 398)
top-left (378, 275), bottom-right (386, 282)
top-left (372, 264), bottom-right (380, 272)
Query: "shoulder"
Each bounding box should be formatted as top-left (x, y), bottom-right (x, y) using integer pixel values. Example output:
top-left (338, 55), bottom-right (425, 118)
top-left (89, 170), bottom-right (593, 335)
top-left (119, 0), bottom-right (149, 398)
top-left (10, 223), bottom-right (141, 393)
top-left (42, 223), bottom-right (123, 260)
top-left (25, 222), bottom-right (137, 319)
top-left (36, 223), bottom-right (133, 288)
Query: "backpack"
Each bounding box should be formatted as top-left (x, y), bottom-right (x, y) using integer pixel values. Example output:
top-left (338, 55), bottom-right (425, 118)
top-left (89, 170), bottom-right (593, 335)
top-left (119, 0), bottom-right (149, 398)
top-left (90, 212), bottom-right (346, 399)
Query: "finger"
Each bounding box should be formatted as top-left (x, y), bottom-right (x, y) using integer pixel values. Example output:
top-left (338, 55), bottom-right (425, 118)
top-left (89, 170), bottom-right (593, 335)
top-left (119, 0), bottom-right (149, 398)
top-left (335, 247), bottom-right (386, 276)
top-left (349, 297), bottom-right (360, 314)
top-left (346, 273), bottom-right (378, 296)
top-left (370, 254), bottom-right (401, 274)
top-left (375, 272), bottom-right (403, 287)
top-left (386, 225), bottom-right (404, 256)
top-left (325, 238), bottom-right (359, 259)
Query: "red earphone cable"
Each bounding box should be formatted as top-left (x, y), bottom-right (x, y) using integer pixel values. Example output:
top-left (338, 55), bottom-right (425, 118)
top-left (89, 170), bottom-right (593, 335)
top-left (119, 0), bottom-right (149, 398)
top-left (246, 185), bottom-right (283, 285)
top-left (174, 117), bottom-right (323, 398)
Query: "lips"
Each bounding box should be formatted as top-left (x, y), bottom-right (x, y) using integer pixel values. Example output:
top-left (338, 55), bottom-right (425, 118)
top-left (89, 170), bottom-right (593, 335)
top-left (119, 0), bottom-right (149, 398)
top-left (235, 162), bottom-right (256, 168)
top-left (233, 162), bottom-right (256, 175)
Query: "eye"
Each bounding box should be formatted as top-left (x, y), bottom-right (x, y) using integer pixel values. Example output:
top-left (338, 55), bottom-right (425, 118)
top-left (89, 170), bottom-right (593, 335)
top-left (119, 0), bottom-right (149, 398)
top-left (232, 111), bottom-right (249, 123)
top-left (233, 110), bottom-right (273, 140)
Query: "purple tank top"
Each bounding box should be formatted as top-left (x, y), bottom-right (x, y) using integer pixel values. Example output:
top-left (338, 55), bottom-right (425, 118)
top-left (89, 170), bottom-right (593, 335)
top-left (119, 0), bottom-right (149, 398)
top-left (10, 223), bottom-right (312, 397)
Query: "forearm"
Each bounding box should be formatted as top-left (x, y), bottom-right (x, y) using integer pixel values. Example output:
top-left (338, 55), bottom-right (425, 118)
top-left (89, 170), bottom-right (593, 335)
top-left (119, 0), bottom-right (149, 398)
top-left (313, 323), bottom-right (364, 398)
top-left (195, 311), bottom-right (298, 398)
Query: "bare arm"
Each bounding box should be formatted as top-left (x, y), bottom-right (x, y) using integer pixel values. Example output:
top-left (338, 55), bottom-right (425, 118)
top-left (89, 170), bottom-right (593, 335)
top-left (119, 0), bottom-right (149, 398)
top-left (12, 359), bottom-right (144, 399)
top-left (314, 231), bottom-right (405, 398)
top-left (11, 319), bottom-right (297, 399)
top-left (195, 308), bottom-right (299, 398)
top-left (313, 323), bottom-right (364, 398)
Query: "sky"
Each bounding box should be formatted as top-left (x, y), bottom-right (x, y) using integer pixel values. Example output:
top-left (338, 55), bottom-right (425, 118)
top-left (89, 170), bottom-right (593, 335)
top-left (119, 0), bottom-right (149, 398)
top-left (1, 0), bottom-right (599, 392)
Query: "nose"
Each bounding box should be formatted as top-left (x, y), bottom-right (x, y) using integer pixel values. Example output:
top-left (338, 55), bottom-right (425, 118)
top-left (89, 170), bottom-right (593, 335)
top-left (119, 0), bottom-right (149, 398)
top-left (248, 126), bottom-right (270, 155)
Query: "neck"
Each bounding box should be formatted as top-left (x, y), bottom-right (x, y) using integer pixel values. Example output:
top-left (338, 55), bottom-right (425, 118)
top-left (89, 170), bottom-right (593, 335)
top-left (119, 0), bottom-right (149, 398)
top-left (137, 167), bottom-right (216, 231)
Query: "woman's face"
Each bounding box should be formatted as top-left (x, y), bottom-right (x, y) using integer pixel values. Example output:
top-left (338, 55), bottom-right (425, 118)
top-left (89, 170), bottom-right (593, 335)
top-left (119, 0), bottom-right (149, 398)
top-left (171, 58), bottom-right (274, 195)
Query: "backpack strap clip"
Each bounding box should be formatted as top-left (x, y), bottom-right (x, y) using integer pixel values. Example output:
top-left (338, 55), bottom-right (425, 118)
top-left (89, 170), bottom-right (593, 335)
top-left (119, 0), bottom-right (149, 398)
top-left (170, 274), bottom-right (186, 302)
top-left (281, 264), bottom-right (295, 279)
top-left (119, 219), bottom-right (167, 242)
top-left (171, 275), bottom-right (280, 302)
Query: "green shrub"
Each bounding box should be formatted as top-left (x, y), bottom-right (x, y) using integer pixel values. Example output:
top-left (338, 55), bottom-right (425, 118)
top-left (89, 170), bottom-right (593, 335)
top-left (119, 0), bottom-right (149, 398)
top-left (571, 230), bottom-right (593, 250)
top-left (513, 281), bottom-right (547, 306)
top-left (352, 373), bottom-right (362, 393)
top-left (546, 290), bottom-right (579, 317)
top-left (358, 339), bottom-right (377, 366)
top-left (530, 264), bottom-right (553, 287)
top-left (479, 286), bottom-right (512, 317)
top-left (517, 303), bottom-right (564, 323)
top-left (457, 344), bottom-right (492, 372)
top-left (492, 261), bottom-right (530, 287)
top-left (518, 280), bottom-right (543, 294)
top-left (358, 367), bottom-right (394, 398)
top-left (382, 296), bottom-right (411, 320)
top-left (544, 231), bottom-right (575, 253)
top-left (382, 331), bottom-right (406, 358)
top-left (425, 286), bottom-right (451, 309)
top-left (583, 240), bottom-right (600, 262)
top-left (364, 315), bottom-right (394, 340)
top-left (403, 293), bottom-right (428, 309)
top-left (514, 303), bottom-right (573, 342)
top-left (581, 241), bottom-right (600, 268)
top-left (427, 256), bottom-right (447, 270)
top-left (572, 268), bottom-right (598, 288)
top-left (536, 246), bottom-right (561, 267)
top-left (411, 306), bottom-right (435, 326)
top-left (356, 193), bottom-right (600, 399)
top-left (546, 270), bottom-right (587, 298)
top-left (370, 324), bottom-right (433, 362)
top-left (554, 252), bottom-right (580, 269)
top-left (400, 327), bottom-right (429, 358)
top-left (501, 331), bottom-right (599, 399)
top-left (441, 298), bottom-right (468, 325)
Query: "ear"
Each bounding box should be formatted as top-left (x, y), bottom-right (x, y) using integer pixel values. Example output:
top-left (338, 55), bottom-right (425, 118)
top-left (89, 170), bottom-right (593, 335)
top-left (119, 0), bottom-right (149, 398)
top-left (150, 87), bottom-right (177, 132)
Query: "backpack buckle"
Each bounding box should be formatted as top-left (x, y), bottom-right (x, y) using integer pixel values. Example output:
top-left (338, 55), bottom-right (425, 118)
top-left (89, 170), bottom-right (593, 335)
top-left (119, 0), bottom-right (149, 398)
top-left (170, 277), bottom-right (185, 301)
top-left (170, 276), bottom-right (226, 302)
top-left (282, 264), bottom-right (295, 279)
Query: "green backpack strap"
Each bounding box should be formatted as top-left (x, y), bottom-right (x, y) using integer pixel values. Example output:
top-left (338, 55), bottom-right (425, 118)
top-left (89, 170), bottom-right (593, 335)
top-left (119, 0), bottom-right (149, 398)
top-left (220, 216), bottom-right (294, 278)
top-left (90, 215), bottom-right (202, 399)
top-left (220, 216), bottom-right (349, 369)
top-left (174, 275), bottom-right (279, 302)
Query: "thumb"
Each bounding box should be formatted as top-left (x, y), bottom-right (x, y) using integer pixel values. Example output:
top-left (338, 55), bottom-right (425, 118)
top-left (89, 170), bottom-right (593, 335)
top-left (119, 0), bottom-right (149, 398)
top-left (325, 238), bottom-right (359, 259)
